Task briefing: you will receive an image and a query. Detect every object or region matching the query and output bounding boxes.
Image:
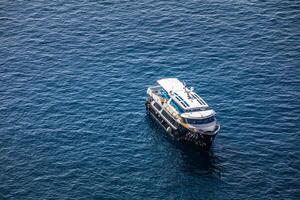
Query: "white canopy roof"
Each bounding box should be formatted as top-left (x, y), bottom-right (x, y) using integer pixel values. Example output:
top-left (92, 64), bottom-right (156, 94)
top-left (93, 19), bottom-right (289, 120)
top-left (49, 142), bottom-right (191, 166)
top-left (157, 78), bottom-right (185, 93)
top-left (157, 78), bottom-right (209, 111)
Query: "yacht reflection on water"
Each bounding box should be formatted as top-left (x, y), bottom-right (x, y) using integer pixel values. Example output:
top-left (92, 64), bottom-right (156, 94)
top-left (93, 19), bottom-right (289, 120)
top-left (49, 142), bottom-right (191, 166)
top-left (176, 143), bottom-right (222, 177)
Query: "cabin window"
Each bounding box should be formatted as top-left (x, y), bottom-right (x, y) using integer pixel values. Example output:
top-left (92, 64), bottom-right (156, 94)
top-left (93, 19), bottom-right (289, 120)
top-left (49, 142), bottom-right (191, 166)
top-left (161, 110), bottom-right (177, 125)
top-left (185, 116), bottom-right (215, 125)
top-left (187, 107), bottom-right (211, 112)
top-left (153, 102), bottom-right (162, 111)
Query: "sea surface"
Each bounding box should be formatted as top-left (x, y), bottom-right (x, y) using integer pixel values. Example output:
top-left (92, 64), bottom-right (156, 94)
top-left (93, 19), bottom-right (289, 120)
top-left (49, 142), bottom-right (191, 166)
top-left (1, 0), bottom-right (300, 199)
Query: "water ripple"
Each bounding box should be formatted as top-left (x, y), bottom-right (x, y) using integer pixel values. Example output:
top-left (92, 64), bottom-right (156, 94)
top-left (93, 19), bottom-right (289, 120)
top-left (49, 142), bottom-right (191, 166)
top-left (1, 0), bottom-right (299, 199)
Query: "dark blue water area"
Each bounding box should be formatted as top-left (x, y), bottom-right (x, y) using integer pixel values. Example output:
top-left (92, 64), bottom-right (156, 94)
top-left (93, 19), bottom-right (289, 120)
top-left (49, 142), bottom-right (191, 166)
top-left (1, 0), bottom-right (300, 199)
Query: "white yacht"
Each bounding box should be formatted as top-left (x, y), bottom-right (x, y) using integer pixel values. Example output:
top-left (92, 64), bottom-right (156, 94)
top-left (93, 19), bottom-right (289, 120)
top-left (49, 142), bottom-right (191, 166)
top-left (146, 78), bottom-right (220, 150)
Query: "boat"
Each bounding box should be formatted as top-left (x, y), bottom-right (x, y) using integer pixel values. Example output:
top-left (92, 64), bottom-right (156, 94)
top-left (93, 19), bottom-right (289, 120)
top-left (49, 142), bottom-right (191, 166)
top-left (145, 78), bottom-right (220, 150)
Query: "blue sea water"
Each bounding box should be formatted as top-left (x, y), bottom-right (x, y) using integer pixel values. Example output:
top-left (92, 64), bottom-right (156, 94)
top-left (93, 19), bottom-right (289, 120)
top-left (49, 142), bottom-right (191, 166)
top-left (1, 0), bottom-right (300, 199)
